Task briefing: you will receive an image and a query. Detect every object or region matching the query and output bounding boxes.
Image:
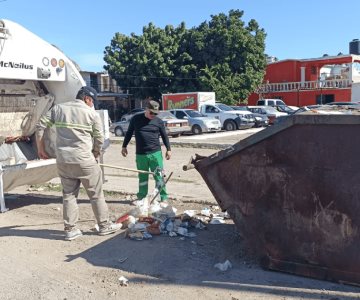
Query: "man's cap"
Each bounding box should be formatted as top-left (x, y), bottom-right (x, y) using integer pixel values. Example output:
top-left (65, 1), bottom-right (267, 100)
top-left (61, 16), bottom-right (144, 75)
top-left (76, 86), bottom-right (99, 108)
top-left (147, 100), bottom-right (160, 114)
top-left (77, 86), bottom-right (98, 101)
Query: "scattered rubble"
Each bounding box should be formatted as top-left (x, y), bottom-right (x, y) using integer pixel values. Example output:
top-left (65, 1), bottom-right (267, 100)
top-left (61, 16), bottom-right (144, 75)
top-left (115, 196), bottom-right (230, 241)
top-left (214, 260), bottom-right (232, 272)
top-left (118, 276), bottom-right (129, 286)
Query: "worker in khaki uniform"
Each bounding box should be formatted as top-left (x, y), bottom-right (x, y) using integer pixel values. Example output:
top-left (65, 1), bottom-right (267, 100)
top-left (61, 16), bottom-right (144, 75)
top-left (36, 86), bottom-right (121, 241)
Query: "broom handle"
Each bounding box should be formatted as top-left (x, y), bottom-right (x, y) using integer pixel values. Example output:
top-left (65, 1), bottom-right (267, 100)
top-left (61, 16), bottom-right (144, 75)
top-left (150, 171), bottom-right (174, 205)
top-left (99, 163), bottom-right (154, 175)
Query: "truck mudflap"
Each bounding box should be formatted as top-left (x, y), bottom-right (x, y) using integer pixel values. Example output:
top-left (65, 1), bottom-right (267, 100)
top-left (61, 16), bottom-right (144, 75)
top-left (184, 113), bottom-right (360, 286)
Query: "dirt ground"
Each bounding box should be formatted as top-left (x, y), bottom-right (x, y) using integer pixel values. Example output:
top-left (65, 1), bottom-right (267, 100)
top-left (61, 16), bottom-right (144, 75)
top-left (1, 143), bottom-right (360, 300)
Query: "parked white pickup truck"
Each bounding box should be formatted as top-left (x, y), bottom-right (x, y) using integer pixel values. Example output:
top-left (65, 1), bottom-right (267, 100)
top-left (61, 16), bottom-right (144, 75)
top-left (200, 102), bottom-right (255, 130)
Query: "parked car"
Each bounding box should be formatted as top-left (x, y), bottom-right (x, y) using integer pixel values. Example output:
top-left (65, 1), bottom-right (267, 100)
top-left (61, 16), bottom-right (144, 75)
top-left (276, 105), bottom-right (340, 122)
top-left (247, 105), bottom-right (287, 124)
top-left (121, 108), bottom-right (145, 121)
top-left (169, 109), bottom-right (221, 134)
top-left (257, 99), bottom-right (298, 110)
top-left (274, 105), bottom-right (297, 114)
top-left (292, 105), bottom-right (323, 115)
top-left (110, 110), bottom-right (191, 137)
top-left (157, 111), bottom-right (191, 137)
top-left (273, 104), bottom-right (330, 125)
top-left (213, 102), bottom-right (255, 129)
top-left (109, 120), bottom-right (130, 136)
top-left (327, 101), bottom-right (360, 106)
top-left (230, 106), bottom-right (269, 127)
top-left (227, 106), bottom-right (256, 129)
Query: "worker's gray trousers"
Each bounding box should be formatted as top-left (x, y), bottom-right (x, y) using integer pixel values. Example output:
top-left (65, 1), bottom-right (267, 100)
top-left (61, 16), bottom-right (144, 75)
top-left (57, 162), bottom-right (109, 230)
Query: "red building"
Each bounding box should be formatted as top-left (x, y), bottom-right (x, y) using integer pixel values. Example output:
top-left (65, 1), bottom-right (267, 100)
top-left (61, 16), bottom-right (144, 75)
top-left (248, 54), bottom-right (360, 106)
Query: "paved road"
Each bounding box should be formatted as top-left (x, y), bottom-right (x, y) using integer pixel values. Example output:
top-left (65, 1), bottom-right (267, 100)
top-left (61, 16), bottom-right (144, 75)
top-left (110, 127), bottom-right (265, 149)
top-left (103, 127), bottom-right (265, 203)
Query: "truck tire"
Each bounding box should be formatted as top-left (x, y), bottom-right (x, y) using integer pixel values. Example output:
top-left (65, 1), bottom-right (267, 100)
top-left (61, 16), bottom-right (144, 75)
top-left (224, 120), bottom-right (237, 131)
top-left (192, 125), bottom-right (203, 135)
top-left (114, 126), bottom-right (124, 136)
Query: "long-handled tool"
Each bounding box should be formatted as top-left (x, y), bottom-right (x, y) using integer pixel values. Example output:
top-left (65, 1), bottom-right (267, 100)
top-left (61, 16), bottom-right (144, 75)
top-left (115, 167), bottom-right (174, 224)
top-left (149, 168), bottom-right (173, 204)
top-left (99, 163), bottom-right (154, 175)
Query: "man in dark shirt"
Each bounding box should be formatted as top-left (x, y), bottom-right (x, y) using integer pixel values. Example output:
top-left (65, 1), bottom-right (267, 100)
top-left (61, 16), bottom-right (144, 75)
top-left (121, 100), bottom-right (171, 202)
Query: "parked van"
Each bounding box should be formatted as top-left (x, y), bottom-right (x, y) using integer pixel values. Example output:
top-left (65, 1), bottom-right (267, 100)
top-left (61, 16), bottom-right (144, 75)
top-left (257, 98), bottom-right (286, 106)
top-left (257, 99), bottom-right (298, 110)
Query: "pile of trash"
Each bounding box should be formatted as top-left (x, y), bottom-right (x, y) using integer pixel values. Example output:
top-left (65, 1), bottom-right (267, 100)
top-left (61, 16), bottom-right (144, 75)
top-left (116, 197), bottom-right (230, 241)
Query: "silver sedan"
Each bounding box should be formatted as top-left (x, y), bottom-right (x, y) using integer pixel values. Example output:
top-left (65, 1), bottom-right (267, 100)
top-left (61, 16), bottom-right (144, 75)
top-left (169, 109), bottom-right (222, 134)
top-left (109, 120), bottom-right (129, 136)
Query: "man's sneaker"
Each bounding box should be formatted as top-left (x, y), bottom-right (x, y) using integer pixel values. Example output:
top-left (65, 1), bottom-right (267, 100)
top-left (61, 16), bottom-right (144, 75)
top-left (65, 228), bottom-right (83, 241)
top-left (98, 222), bottom-right (122, 236)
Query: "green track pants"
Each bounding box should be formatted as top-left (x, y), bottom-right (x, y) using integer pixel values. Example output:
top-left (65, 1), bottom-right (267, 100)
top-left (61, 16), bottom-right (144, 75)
top-left (136, 150), bottom-right (168, 201)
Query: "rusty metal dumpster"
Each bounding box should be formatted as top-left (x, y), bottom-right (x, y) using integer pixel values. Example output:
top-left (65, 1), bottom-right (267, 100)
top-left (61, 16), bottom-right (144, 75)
top-left (186, 112), bottom-right (360, 285)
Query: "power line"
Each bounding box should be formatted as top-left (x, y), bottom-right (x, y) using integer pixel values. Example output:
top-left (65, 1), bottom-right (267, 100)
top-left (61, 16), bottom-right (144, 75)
top-left (120, 86), bottom-right (159, 89)
top-left (114, 74), bottom-right (200, 80)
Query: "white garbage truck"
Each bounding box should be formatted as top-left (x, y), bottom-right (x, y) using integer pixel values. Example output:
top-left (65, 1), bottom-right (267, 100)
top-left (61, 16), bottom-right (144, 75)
top-left (0, 19), bottom-right (109, 212)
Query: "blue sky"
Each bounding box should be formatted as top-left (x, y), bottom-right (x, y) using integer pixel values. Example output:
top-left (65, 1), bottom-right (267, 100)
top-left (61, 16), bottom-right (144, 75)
top-left (2, 0), bottom-right (360, 71)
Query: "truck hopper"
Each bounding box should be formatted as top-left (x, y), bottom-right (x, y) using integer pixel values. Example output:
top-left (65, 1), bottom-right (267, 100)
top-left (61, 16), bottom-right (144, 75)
top-left (0, 19), bottom-right (86, 212)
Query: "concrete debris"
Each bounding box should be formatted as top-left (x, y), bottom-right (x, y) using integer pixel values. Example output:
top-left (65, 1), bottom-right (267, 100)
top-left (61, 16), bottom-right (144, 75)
top-left (200, 208), bottom-right (212, 217)
top-left (183, 210), bottom-right (196, 217)
top-left (209, 218), bottom-right (225, 225)
top-left (118, 276), bottom-right (129, 286)
top-left (214, 260), bottom-right (232, 272)
top-left (116, 202), bottom-right (230, 242)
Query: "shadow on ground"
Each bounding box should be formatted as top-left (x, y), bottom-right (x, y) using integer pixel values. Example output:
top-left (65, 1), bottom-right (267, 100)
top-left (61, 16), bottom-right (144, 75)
top-left (2, 193), bottom-right (359, 299)
top-left (64, 224), bottom-right (359, 299)
top-left (3, 192), bottom-right (131, 210)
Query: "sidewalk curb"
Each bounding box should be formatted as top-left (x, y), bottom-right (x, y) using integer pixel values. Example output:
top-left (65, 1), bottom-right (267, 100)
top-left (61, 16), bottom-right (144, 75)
top-left (109, 138), bottom-right (230, 150)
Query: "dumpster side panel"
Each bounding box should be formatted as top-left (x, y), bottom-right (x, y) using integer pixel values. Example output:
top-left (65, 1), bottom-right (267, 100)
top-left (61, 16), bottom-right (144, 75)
top-left (195, 123), bottom-right (360, 284)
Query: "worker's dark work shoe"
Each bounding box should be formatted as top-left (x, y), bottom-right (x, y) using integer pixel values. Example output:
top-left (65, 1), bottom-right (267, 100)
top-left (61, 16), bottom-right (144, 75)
top-left (65, 228), bottom-right (83, 241)
top-left (98, 222), bottom-right (122, 236)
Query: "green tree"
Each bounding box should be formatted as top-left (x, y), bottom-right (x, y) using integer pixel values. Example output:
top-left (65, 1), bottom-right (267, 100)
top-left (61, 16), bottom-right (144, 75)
top-left (191, 10), bottom-right (267, 105)
top-left (104, 22), bottom-right (188, 100)
top-left (104, 9), bottom-right (266, 104)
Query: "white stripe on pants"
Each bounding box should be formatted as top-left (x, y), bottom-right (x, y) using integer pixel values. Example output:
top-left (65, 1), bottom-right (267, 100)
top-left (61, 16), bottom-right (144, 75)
top-left (57, 161), bottom-right (109, 230)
